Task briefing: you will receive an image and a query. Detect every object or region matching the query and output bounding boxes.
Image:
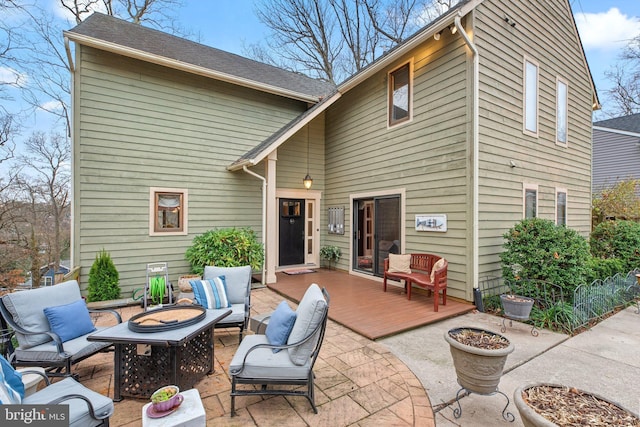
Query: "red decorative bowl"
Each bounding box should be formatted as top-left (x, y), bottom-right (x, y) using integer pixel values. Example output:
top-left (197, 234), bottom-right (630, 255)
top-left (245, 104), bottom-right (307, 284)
top-left (150, 385), bottom-right (180, 412)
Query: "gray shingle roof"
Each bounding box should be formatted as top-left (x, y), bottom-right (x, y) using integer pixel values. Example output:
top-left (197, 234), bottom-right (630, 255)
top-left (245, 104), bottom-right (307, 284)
top-left (594, 113), bottom-right (640, 134)
top-left (66, 13), bottom-right (335, 100)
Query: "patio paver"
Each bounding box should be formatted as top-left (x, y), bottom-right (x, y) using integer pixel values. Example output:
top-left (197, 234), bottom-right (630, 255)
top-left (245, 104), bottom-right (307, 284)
top-left (77, 286), bottom-right (435, 426)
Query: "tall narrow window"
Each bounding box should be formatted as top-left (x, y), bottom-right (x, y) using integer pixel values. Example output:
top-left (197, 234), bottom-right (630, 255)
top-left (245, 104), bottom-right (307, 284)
top-left (523, 184), bottom-right (538, 219)
top-left (556, 78), bottom-right (568, 145)
top-left (149, 188), bottom-right (188, 235)
top-left (524, 58), bottom-right (539, 136)
top-left (556, 188), bottom-right (567, 226)
top-left (388, 63), bottom-right (411, 127)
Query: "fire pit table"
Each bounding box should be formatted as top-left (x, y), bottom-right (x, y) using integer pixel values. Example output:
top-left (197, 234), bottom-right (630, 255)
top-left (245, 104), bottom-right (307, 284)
top-left (88, 306), bottom-right (231, 401)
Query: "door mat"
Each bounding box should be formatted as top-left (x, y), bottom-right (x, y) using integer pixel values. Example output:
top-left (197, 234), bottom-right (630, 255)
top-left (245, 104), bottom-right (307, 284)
top-left (283, 269), bottom-right (315, 275)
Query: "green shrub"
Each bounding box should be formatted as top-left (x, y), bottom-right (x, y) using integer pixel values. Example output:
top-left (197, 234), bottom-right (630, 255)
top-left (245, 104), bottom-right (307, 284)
top-left (500, 218), bottom-right (590, 294)
top-left (584, 257), bottom-right (625, 284)
top-left (87, 249), bottom-right (120, 302)
top-left (590, 220), bottom-right (640, 273)
top-left (185, 227), bottom-right (264, 275)
top-left (320, 245), bottom-right (341, 269)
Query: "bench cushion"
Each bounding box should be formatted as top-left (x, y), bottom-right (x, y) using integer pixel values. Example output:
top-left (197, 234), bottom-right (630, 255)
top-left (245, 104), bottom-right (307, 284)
top-left (431, 258), bottom-right (446, 282)
top-left (388, 254), bottom-right (411, 274)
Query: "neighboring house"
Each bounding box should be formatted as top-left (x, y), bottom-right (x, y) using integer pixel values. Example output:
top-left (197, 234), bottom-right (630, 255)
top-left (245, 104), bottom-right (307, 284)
top-left (592, 113), bottom-right (640, 194)
top-left (64, 0), bottom-right (598, 304)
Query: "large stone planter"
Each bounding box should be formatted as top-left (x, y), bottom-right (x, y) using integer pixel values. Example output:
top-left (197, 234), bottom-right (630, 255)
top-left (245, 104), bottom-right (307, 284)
top-left (444, 327), bottom-right (515, 395)
top-left (514, 383), bottom-right (640, 427)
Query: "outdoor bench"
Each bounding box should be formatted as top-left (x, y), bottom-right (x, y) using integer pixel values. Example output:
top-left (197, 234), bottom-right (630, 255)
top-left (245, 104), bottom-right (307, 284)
top-left (383, 253), bottom-right (448, 312)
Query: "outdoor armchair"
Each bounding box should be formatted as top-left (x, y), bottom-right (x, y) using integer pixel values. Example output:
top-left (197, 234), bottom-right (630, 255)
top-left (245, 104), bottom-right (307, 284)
top-left (202, 265), bottom-right (252, 343)
top-left (229, 283), bottom-right (330, 416)
top-left (0, 355), bottom-right (113, 427)
top-left (0, 280), bottom-right (122, 378)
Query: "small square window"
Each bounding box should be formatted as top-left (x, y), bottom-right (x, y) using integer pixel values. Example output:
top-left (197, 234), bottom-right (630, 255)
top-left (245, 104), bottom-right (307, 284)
top-left (388, 63), bottom-right (412, 127)
top-left (150, 188), bottom-right (188, 236)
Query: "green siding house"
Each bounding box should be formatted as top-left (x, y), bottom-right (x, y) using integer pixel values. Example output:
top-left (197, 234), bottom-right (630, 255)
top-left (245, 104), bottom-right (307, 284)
top-left (64, 0), bottom-right (598, 303)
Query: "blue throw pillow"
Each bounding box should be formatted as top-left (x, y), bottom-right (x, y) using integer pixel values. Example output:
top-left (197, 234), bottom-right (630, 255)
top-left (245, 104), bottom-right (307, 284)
top-left (265, 301), bottom-right (297, 353)
top-left (0, 355), bottom-right (24, 404)
top-left (43, 299), bottom-right (96, 343)
top-left (189, 276), bottom-right (231, 309)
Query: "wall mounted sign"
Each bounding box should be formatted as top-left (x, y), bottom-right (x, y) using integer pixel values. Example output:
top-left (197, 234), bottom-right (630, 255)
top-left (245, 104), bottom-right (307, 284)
top-left (415, 214), bottom-right (447, 232)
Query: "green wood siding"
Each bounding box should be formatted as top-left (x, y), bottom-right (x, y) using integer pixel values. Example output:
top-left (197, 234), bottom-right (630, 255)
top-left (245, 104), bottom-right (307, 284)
top-left (73, 47), bottom-right (307, 296)
top-left (475, 0), bottom-right (594, 279)
top-left (276, 115), bottom-right (325, 191)
top-left (324, 33), bottom-right (471, 299)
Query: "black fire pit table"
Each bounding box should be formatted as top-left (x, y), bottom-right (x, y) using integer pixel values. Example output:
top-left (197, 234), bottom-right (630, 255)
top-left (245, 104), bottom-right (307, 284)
top-left (88, 306), bottom-right (231, 401)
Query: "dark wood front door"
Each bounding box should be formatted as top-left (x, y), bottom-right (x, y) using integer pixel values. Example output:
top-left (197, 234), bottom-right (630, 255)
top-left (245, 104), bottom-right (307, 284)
top-left (279, 199), bottom-right (305, 266)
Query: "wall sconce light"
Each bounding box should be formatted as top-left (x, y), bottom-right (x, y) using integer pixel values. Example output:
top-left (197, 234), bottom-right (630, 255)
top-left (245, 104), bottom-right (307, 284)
top-left (434, 31), bottom-right (441, 40)
top-left (303, 125), bottom-right (313, 189)
top-left (449, 24), bottom-right (457, 34)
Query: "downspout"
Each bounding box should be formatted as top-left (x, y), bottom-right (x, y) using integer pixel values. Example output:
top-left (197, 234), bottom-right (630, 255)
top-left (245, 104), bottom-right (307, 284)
top-left (454, 14), bottom-right (480, 297)
top-left (242, 165), bottom-right (266, 285)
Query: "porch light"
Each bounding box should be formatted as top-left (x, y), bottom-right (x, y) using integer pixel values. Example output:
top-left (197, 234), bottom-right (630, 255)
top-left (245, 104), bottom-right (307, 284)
top-left (449, 24), bottom-right (457, 34)
top-left (434, 31), bottom-right (441, 40)
top-left (303, 125), bottom-right (313, 189)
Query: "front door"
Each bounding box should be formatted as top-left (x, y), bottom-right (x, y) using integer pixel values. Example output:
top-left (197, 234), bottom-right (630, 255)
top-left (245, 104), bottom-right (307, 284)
top-left (279, 199), bottom-right (305, 266)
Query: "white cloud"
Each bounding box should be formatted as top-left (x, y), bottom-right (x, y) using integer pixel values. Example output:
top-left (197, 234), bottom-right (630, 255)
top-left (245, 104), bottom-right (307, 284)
top-left (47, 0), bottom-right (108, 22)
top-left (0, 67), bottom-right (28, 87)
top-left (574, 8), bottom-right (640, 51)
top-left (39, 100), bottom-right (64, 112)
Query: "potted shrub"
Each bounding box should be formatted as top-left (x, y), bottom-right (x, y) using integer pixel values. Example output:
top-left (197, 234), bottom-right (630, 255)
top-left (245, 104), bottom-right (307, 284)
top-left (444, 327), bottom-right (514, 395)
top-left (150, 384), bottom-right (182, 413)
top-left (514, 383), bottom-right (640, 426)
top-left (320, 245), bottom-right (341, 270)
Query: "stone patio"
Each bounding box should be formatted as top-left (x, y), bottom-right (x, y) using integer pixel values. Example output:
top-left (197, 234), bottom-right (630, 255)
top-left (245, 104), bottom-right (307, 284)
top-left (76, 286), bottom-right (434, 426)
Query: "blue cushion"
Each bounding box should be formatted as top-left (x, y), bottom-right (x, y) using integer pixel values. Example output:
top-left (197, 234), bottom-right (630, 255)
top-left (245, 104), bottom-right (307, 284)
top-left (0, 355), bottom-right (24, 404)
top-left (43, 299), bottom-right (96, 343)
top-left (190, 277), bottom-right (231, 309)
top-left (265, 301), bottom-right (297, 353)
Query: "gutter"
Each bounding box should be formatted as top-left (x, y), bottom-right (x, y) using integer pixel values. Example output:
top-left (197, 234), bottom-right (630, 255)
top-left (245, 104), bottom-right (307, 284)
top-left (242, 166), bottom-right (266, 285)
top-left (454, 13), bottom-right (480, 292)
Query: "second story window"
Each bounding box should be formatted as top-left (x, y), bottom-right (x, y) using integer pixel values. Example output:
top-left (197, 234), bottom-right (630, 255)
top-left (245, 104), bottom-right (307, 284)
top-left (388, 63), bottom-right (411, 127)
top-left (524, 58), bottom-right (539, 136)
top-left (556, 78), bottom-right (568, 145)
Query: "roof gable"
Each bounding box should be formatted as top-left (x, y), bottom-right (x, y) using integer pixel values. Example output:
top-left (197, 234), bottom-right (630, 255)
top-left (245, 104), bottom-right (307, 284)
top-left (64, 13), bottom-right (335, 102)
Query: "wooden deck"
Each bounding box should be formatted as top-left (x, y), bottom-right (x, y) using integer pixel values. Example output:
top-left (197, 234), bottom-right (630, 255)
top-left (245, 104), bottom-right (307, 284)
top-left (268, 268), bottom-right (474, 340)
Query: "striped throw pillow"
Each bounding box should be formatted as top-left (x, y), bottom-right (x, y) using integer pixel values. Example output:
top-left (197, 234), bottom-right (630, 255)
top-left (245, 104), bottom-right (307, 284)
top-left (189, 276), bottom-right (231, 309)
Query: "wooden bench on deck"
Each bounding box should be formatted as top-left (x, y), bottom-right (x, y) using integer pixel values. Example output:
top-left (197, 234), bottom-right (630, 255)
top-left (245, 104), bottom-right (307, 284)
top-left (383, 253), bottom-right (448, 312)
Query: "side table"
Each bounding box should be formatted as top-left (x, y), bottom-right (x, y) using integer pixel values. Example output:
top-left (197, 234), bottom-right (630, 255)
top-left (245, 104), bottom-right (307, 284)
top-left (142, 388), bottom-right (205, 427)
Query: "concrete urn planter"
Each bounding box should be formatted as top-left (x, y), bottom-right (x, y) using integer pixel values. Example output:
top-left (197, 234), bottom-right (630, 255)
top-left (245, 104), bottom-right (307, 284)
top-left (514, 383), bottom-right (640, 427)
top-left (444, 327), bottom-right (515, 395)
top-left (500, 294), bottom-right (534, 321)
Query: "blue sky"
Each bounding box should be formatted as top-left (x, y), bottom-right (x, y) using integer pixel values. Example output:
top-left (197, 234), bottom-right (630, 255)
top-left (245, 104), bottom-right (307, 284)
top-left (176, 0), bottom-right (640, 104)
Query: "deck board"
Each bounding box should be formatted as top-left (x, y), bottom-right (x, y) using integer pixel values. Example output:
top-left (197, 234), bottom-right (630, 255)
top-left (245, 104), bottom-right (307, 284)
top-left (268, 269), bottom-right (474, 340)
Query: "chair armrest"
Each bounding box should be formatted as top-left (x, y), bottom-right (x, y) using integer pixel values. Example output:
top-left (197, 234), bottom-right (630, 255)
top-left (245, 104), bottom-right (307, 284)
top-left (48, 393), bottom-right (111, 421)
top-left (18, 369), bottom-right (51, 386)
top-left (88, 308), bottom-right (122, 324)
top-left (3, 319), bottom-right (67, 356)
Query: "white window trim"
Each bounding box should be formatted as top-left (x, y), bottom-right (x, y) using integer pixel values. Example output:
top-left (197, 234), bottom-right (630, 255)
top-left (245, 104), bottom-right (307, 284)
top-left (149, 187), bottom-right (188, 236)
top-left (555, 187), bottom-right (568, 226)
top-left (523, 183), bottom-right (538, 219)
top-left (387, 60), bottom-right (414, 129)
top-left (523, 57), bottom-right (539, 137)
top-left (556, 77), bottom-right (569, 147)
